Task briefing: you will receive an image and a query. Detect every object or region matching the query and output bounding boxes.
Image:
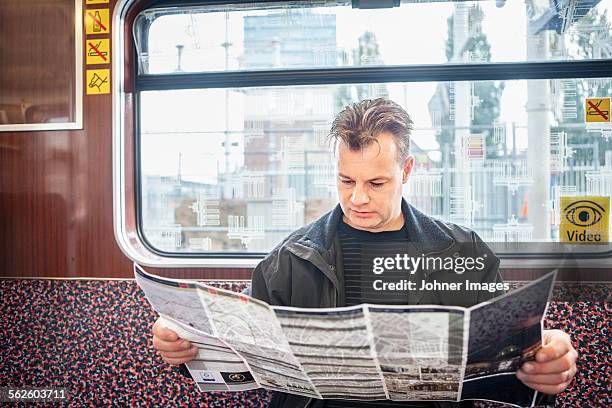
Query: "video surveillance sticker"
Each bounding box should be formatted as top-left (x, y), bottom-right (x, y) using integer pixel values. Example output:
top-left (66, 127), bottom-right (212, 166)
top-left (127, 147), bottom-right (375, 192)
top-left (560, 196), bottom-right (609, 243)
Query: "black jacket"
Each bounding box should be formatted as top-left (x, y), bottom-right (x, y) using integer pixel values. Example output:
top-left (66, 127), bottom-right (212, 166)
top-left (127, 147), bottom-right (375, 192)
top-left (178, 199), bottom-right (554, 407)
top-left (251, 199), bottom-right (505, 308)
top-left (250, 199), bottom-right (505, 408)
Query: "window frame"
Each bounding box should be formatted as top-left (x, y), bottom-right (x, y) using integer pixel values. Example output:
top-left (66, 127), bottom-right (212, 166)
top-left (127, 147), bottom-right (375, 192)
top-left (113, 0), bottom-right (612, 268)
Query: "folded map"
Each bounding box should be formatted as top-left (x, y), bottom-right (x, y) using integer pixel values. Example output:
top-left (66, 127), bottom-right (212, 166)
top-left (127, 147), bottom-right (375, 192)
top-left (134, 263), bottom-right (556, 407)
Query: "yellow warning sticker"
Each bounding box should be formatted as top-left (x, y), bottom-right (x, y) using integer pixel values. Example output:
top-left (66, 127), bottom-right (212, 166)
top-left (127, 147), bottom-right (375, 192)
top-left (86, 0), bottom-right (109, 4)
top-left (585, 97), bottom-right (611, 123)
top-left (86, 69), bottom-right (110, 95)
top-left (85, 9), bottom-right (110, 35)
top-left (560, 196), bottom-right (609, 243)
top-left (86, 39), bottom-right (110, 65)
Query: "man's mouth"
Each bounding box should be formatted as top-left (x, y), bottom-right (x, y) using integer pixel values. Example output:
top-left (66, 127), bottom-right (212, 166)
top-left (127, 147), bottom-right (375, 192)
top-left (351, 209), bottom-right (373, 217)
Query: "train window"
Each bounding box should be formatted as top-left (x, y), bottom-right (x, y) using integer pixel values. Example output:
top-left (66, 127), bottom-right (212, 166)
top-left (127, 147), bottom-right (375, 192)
top-left (133, 0), bottom-right (611, 73)
top-left (121, 0), bottom-right (612, 263)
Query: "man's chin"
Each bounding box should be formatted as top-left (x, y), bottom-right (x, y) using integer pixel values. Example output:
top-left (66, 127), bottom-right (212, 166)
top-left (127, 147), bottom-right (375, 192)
top-left (347, 217), bottom-right (380, 231)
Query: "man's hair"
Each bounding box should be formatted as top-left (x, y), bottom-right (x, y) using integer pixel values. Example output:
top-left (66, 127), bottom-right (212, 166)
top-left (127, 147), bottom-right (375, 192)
top-left (328, 98), bottom-right (414, 163)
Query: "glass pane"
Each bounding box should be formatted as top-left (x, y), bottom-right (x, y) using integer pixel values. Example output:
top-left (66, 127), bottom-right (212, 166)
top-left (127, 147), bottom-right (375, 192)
top-left (0, 0), bottom-right (78, 127)
top-left (134, 0), bottom-right (612, 74)
top-left (139, 77), bottom-right (612, 254)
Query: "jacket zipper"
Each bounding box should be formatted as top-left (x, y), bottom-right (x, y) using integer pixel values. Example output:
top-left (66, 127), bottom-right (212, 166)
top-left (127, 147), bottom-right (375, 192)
top-left (329, 264), bottom-right (338, 307)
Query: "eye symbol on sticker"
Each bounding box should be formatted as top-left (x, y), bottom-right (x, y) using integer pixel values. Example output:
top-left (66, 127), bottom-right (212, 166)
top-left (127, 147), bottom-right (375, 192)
top-left (564, 200), bottom-right (605, 227)
top-left (228, 373), bottom-right (246, 382)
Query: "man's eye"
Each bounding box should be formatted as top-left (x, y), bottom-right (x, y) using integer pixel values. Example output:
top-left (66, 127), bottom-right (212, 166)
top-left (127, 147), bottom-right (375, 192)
top-left (340, 179), bottom-right (354, 185)
top-left (370, 182), bottom-right (384, 188)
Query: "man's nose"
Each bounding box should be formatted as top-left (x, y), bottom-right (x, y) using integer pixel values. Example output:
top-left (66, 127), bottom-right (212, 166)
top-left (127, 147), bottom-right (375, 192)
top-left (350, 184), bottom-right (370, 205)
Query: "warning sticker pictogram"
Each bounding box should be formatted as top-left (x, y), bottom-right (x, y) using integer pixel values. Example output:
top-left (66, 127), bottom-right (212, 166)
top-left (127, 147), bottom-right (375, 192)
top-left (85, 9), bottom-right (110, 35)
top-left (86, 39), bottom-right (110, 65)
top-left (585, 97), bottom-right (611, 123)
top-left (560, 196), bottom-right (609, 243)
top-left (86, 69), bottom-right (110, 95)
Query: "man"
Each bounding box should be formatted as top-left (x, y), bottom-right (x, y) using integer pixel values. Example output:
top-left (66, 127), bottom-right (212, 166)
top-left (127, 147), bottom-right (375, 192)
top-left (152, 98), bottom-right (578, 407)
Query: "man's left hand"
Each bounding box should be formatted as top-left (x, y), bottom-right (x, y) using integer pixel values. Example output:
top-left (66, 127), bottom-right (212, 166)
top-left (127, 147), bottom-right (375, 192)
top-left (516, 329), bottom-right (578, 395)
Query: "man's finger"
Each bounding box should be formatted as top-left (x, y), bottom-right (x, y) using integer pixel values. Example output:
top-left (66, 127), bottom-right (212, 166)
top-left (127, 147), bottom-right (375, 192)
top-left (153, 320), bottom-right (179, 342)
top-left (520, 381), bottom-right (571, 395)
top-left (521, 355), bottom-right (574, 375)
top-left (537, 330), bottom-right (572, 362)
top-left (160, 346), bottom-right (199, 360)
top-left (162, 355), bottom-right (198, 366)
top-left (517, 366), bottom-right (576, 385)
top-left (153, 336), bottom-right (192, 352)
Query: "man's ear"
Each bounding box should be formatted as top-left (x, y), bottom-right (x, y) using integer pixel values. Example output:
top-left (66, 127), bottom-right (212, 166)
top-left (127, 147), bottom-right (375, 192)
top-left (402, 155), bottom-right (415, 183)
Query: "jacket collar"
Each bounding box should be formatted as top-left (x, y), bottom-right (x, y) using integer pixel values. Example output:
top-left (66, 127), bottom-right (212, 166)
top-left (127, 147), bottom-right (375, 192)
top-left (296, 198), bottom-right (454, 254)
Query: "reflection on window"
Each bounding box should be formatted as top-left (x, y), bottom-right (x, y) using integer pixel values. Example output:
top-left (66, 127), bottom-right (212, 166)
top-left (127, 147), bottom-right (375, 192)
top-left (140, 77), bottom-right (612, 253)
top-left (137, 0), bottom-right (612, 253)
top-left (135, 0), bottom-right (612, 74)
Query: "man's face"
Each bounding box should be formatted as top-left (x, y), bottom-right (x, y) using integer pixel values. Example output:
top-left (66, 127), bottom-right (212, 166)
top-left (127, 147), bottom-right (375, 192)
top-left (337, 132), bottom-right (414, 232)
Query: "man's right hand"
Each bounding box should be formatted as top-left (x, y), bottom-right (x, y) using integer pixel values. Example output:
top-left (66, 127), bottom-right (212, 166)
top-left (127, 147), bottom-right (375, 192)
top-left (152, 317), bottom-right (199, 365)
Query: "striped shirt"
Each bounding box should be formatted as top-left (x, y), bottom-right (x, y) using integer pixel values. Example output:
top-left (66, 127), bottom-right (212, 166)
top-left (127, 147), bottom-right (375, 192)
top-left (322, 218), bottom-right (436, 408)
